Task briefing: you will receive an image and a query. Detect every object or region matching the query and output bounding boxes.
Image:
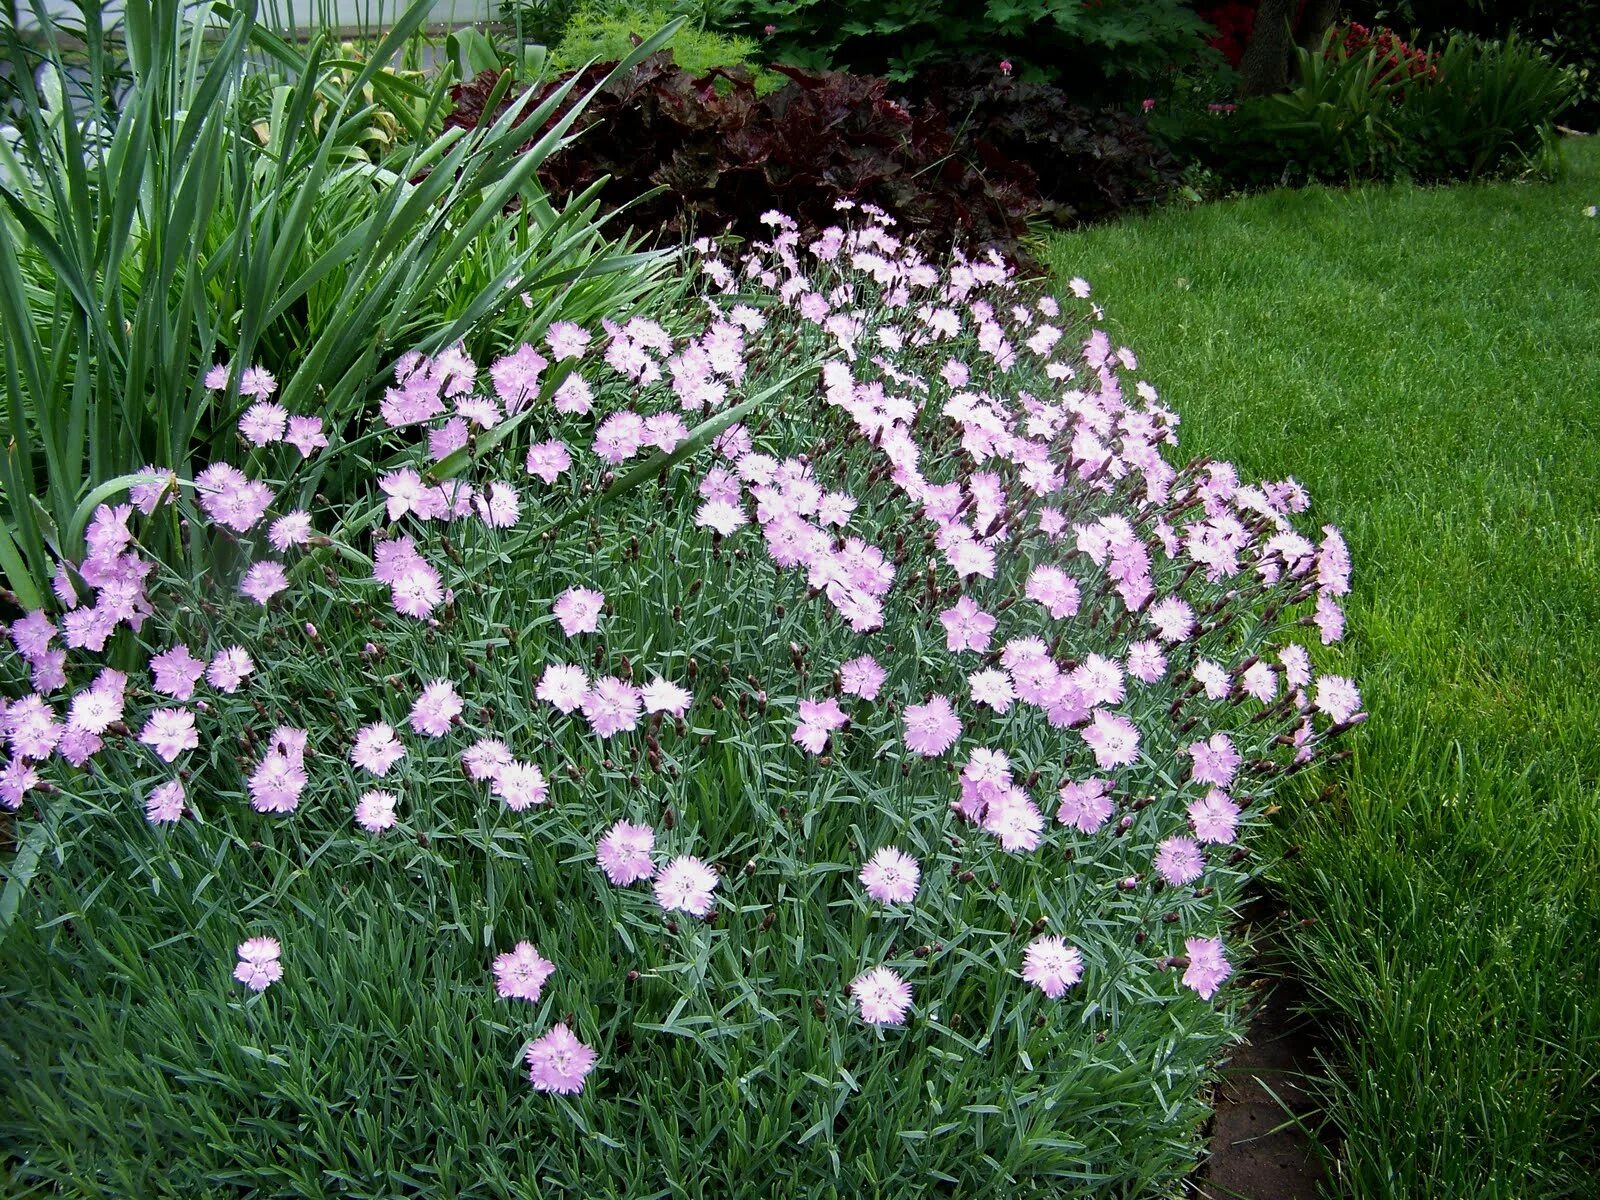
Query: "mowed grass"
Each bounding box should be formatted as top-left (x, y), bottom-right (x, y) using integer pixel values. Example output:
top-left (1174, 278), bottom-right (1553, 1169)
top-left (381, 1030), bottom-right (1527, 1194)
top-left (1041, 142), bottom-right (1600, 1198)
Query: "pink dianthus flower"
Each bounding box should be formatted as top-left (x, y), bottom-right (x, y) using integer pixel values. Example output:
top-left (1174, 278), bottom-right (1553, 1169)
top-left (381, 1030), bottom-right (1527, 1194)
top-left (1154, 836), bottom-right (1205, 886)
top-left (1057, 777), bottom-right (1114, 833)
top-left (839, 654), bottom-right (886, 700)
top-left (526, 439), bottom-right (572, 484)
top-left (462, 737), bottom-right (514, 783)
top-left (492, 761), bottom-right (548, 811)
top-left (859, 847), bottom-right (919, 904)
top-left (1080, 710), bottom-right (1139, 769)
top-left (1315, 675), bottom-right (1362, 724)
top-left (597, 820), bottom-right (656, 885)
top-left (145, 779), bottom-right (186, 823)
top-left (939, 596), bottom-right (996, 654)
top-left (654, 854), bottom-right (718, 917)
top-left (851, 966), bottom-right (912, 1025)
top-left (351, 722), bottom-right (406, 776)
top-left (1183, 936), bottom-right (1232, 1000)
top-left (793, 697), bottom-right (847, 754)
top-left (233, 936), bottom-right (282, 992)
top-left (139, 708), bottom-right (198, 763)
top-left (494, 940), bottom-right (555, 1002)
top-left (355, 789), bottom-right (398, 833)
top-left (553, 587), bottom-right (605, 637)
top-left (641, 677), bottom-right (692, 717)
top-left (903, 695), bottom-right (960, 757)
top-left (1022, 935), bottom-right (1083, 999)
top-left (1188, 790), bottom-right (1240, 844)
top-left (206, 646), bottom-right (254, 693)
top-left (409, 680), bottom-right (463, 737)
top-left (581, 677), bottom-right (642, 739)
top-left (1188, 733), bottom-right (1241, 787)
top-left (526, 1023), bottom-right (596, 1095)
top-left (537, 664), bottom-right (589, 714)
top-left (240, 561), bottom-right (290, 605)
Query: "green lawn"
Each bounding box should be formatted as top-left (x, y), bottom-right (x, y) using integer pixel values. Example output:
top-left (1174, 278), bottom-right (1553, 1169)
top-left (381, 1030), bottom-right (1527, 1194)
top-left (1043, 143), bottom-right (1600, 1197)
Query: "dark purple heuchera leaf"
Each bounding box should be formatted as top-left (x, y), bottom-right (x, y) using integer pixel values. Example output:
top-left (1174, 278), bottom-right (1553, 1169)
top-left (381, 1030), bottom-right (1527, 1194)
top-left (906, 60), bottom-right (1182, 226)
top-left (443, 54), bottom-right (1046, 260)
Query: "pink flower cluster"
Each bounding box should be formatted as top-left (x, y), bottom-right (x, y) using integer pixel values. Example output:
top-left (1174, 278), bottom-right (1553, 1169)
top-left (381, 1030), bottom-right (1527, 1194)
top-left (0, 205), bottom-right (1369, 1123)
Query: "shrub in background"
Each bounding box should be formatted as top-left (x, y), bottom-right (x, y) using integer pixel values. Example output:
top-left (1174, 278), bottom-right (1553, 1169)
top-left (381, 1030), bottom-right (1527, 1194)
top-left (716, 0), bottom-right (1211, 97)
top-left (1347, 0), bottom-right (1600, 129)
top-left (1399, 32), bottom-right (1575, 178)
top-left (0, 210), bottom-right (1362, 1196)
top-left (1333, 21), bottom-right (1439, 88)
top-left (446, 53), bottom-right (1042, 255)
top-left (909, 60), bottom-right (1185, 229)
top-left (498, 0), bottom-right (584, 50)
top-left (548, 3), bottom-right (787, 93)
top-left (1194, 0), bottom-right (1256, 69)
top-left (1160, 26), bottom-right (1575, 186)
top-left (235, 40), bottom-right (438, 163)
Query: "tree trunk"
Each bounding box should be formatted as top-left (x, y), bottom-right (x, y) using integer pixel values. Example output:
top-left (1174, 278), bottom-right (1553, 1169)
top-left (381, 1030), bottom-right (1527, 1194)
top-left (1238, 0), bottom-right (1296, 96)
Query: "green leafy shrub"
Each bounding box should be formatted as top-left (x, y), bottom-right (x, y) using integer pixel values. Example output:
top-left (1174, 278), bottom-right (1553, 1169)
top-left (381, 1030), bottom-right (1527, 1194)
top-left (550, 3), bottom-right (786, 92)
top-left (498, 0), bottom-right (584, 51)
top-left (1347, 0), bottom-right (1600, 127)
top-left (1162, 27), bottom-right (1576, 186)
top-left (236, 42), bottom-right (438, 165)
top-left (717, 0), bottom-right (1211, 95)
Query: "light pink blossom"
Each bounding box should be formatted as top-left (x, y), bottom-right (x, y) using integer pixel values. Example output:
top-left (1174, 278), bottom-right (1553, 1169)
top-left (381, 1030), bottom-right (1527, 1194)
top-left (145, 780), bottom-right (186, 823)
top-left (1183, 936), bottom-right (1232, 1000)
top-left (139, 708), bottom-right (197, 763)
top-left (1315, 675), bottom-right (1362, 724)
top-left (597, 820), bottom-right (656, 885)
top-left (840, 655), bottom-right (886, 700)
top-left (1081, 710), bottom-right (1139, 769)
top-left (492, 761), bottom-right (548, 811)
top-left (1188, 733), bottom-right (1241, 787)
top-left (494, 941), bottom-right (555, 1002)
top-left (409, 680), bottom-right (463, 737)
top-left (355, 789), bottom-right (398, 833)
top-left (654, 855), bottom-right (718, 917)
top-left (581, 677), bottom-right (642, 739)
top-left (903, 695), bottom-right (960, 757)
top-left (641, 677), bottom-right (692, 717)
top-left (939, 596), bottom-right (996, 654)
top-left (1022, 935), bottom-right (1083, 998)
top-left (206, 646), bottom-right (254, 693)
top-left (526, 1023), bottom-right (596, 1094)
top-left (233, 936), bottom-right (282, 992)
top-left (351, 722), bottom-right (406, 776)
top-left (851, 965), bottom-right (912, 1025)
top-left (553, 587), bottom-right (605, 637)
top-left (859, 847), bottom-right (919, 904)
top-left (537, 664), bottom-right (589, 714)
top-left (240, 561), bottom-right (290, 605)
top-left (1188, 790), bottom-right (1241, 844)
top-left (1154, 836), bottom-right (1205, 886)
top-left (1057, 777), bottom-right (1113, 833)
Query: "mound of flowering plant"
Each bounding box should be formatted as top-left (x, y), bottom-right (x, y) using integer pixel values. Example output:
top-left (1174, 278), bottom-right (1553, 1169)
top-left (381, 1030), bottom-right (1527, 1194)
top-left (0, 207), bottom-right (1361, 1195)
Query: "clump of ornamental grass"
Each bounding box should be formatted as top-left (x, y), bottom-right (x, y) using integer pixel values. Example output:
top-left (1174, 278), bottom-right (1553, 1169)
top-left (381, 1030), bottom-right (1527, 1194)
top-left (0, 206), bottom-right (1360, 1197)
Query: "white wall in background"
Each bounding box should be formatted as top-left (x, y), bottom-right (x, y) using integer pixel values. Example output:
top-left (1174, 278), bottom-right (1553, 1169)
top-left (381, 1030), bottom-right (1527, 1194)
top-left (19, 0), bottom-right (496, 33)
